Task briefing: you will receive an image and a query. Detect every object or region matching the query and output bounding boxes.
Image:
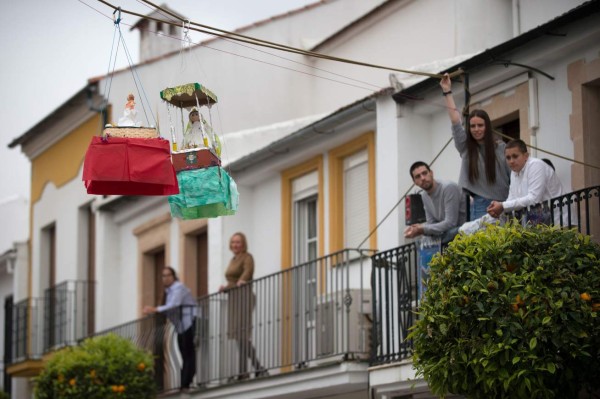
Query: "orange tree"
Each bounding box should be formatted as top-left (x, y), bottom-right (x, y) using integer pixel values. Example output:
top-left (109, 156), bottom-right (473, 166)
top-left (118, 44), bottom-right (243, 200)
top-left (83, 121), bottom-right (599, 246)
top-left (35, 333), bottom-right (155, 399)
top-left (410, 222), bottom-right (600, 398)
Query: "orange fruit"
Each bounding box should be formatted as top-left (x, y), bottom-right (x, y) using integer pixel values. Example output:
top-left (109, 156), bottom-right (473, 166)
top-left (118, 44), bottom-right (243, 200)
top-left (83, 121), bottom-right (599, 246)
top-left (580, 293), bottom-right (591, 301)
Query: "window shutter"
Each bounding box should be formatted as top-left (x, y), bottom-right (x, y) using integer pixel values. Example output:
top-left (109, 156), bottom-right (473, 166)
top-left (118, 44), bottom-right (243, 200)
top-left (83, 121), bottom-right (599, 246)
top-left (344, 150), bottom-right (369, 248)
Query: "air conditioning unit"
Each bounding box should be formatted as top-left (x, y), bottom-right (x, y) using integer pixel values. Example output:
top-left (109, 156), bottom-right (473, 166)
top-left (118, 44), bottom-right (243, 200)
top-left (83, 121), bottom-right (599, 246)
top-left (314, 289), bottom-right (372, 361)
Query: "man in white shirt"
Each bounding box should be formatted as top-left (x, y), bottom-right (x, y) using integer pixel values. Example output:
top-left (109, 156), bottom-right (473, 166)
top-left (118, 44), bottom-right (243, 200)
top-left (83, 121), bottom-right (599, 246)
top-left (461, 139), bottom-right (564, 233)
top-left (487, 139), bottom-right (564, 219)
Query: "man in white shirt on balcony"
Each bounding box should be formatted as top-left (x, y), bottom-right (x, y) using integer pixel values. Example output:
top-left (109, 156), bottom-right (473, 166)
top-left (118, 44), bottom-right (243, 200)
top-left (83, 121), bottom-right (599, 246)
top-left (404, 161), bottom-right (467, 244)
top-left (487, 139), bottom-right (564, 219)
top-left (462, 139), bottom-right (565, 233)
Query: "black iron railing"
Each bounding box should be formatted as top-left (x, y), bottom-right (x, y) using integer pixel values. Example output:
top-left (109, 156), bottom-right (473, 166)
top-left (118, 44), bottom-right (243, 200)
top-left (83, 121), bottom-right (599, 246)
top-left (548, 185), bottom-right (599, 236)
top-left (370, 185), bottom-right (600, 367)
top-left (7, 280), bottom-right (94, 365)
top-left (92, 249), bottom-right (373, 393)
top-left (9, 298), bottom-right (44, 363)
top-left (370, 243), bottom-right (418, 366)
top-left (44, 280), bottom-right (94, 352)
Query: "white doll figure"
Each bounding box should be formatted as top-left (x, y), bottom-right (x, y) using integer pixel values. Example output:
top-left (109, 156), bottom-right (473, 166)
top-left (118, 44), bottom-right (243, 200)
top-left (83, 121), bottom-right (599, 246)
top-left (117, 93), bottom-right (142, 127)
top-left (183, 108), bottom-right (209, 149)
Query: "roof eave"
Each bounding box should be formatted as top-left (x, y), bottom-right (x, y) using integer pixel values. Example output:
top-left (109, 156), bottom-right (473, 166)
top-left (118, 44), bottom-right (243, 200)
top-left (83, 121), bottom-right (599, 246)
top-left (8, 82), bottom-right (99, 149)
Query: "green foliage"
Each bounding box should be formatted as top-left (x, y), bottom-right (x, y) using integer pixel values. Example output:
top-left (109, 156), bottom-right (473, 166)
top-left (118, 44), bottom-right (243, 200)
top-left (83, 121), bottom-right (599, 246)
top-left (34, 333), bottom-right (156, 399)
top-left (0, 391), bottom-right (9, 399)
top-left (409, 223), bottom-right (600, 399)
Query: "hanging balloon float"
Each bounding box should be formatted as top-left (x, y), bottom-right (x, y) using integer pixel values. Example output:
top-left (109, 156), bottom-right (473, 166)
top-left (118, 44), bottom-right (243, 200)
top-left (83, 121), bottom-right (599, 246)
top-left (82, 10), bottom-right (237, 219)
top-left (160, 82), bottom-right (238, 219)
top-left (82, 9), bottom-right (178, 196)
top-left (82, 94), bottom-right (179, 196)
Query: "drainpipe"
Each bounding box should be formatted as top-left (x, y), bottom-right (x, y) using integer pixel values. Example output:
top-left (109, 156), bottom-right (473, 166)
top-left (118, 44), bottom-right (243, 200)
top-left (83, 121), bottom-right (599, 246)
top-left (512, 0), bottom-right (521, 37)
top-left (528, 77), bottom-right (539, 157)
top-left (463, 72), bottom-right (470, 126)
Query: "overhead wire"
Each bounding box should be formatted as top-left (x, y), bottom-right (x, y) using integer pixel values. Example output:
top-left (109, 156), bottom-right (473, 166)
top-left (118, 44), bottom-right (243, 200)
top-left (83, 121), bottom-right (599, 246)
top-left (96, 0), bottom-right (462, 79)
top-left (135, 0), bottom-right (384, 91)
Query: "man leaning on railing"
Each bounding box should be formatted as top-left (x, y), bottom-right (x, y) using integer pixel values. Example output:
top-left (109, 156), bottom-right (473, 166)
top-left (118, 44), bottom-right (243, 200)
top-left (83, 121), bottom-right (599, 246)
top-left (143, 266), bottom-right (197, 391)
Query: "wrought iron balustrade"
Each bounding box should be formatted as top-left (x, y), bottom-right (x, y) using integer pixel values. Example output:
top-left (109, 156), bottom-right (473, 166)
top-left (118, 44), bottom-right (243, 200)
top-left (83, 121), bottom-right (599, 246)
top-left (93, 249), bottom-right (374, 393)
top-left (370, 243), bottom-right (418, 366)
top-left (369, 185), bottom-right (599, 368)
top-left (9, 298), bottom-right (44, 364)
top-left (43, 280), bottom-right (94, 352)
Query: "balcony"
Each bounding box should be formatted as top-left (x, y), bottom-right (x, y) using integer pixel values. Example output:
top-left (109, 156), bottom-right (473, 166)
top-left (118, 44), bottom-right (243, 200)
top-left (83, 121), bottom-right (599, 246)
top-left (6, 280), bottom-right (93, 377)
top-left (368, 185), bottom-right (600, 398)
top-left (7, 250), bottom-right (374, 397)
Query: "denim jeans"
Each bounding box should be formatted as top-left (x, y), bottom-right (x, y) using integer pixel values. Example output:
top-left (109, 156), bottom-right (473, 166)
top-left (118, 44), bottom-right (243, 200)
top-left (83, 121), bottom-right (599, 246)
top-left (470, 194), bottom-right (492, 220)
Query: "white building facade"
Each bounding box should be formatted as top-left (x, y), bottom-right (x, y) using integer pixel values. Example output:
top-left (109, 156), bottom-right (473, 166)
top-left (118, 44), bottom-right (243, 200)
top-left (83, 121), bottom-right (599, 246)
top-left (6, 0), bottom-right (598, 398)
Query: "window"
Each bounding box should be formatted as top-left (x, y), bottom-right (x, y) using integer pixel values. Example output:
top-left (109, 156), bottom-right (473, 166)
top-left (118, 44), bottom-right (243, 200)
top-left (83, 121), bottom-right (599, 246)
top-left (281, 157), bottom-right (324, 364)
top-left (292, 171), bottom-right (318, 265)
top-left (281, 156), bottom-right (324, 269)
top-left (328, 132), bottom-right (376, 252)
top-left (343, 150), bottom-right (369, 248)
top-left (41, 223), bottom-right (56, 290)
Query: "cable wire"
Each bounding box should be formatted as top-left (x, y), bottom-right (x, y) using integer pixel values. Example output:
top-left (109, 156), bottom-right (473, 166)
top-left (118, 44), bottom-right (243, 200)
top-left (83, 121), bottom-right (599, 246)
top-left (96, 0), bottom-right (462, 79)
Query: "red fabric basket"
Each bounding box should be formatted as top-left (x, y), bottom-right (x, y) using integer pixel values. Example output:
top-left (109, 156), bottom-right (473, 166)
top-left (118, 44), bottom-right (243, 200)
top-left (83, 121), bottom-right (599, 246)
top-left (82, 136), bottom-right (179, 195)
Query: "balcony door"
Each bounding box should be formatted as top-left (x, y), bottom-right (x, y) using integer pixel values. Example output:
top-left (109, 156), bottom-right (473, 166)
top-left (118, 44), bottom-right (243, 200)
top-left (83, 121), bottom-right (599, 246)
top-left (42, 223), bottom-right (57, 351)
top-left (292, 173), bottom-right (319, 364)
top-left (153, 248), bottom-right (166, 306)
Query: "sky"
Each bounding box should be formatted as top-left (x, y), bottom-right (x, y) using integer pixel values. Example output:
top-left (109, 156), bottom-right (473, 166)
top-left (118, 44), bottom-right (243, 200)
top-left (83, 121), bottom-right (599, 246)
top-left (0, 0), bottom-right (317, 202)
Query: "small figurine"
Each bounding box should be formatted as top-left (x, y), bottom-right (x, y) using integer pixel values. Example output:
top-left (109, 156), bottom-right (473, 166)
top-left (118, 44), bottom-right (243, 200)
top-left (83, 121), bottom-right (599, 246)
top-left (118, 93), bottom-right (141, 127)
top-left (183, 108), bottom-right (209, 149)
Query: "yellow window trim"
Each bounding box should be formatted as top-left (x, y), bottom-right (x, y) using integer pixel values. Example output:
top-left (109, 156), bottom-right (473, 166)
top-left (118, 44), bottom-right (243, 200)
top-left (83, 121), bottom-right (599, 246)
top-left (279, 155), bottom-right (324, 371)
top-left (280, 155), bottom-right (324, 270)
top-left (328, 131), bottom-right (377, 252)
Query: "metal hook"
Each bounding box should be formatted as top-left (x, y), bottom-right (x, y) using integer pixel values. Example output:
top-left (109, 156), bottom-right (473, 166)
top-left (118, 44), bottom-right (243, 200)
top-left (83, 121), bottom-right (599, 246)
top-left (181, 20), bottom-right (192, 49)
top-left (113, 7), bottom-right (122, 25)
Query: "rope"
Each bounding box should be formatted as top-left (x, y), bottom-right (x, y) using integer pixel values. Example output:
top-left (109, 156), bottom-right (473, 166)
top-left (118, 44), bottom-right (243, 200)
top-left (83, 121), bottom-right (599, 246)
top-left (115, 23), bottom-right (156, 127)
top-left (99, 15), bottom-right (121, 134)
top-left (357, 137), bottom-right (455, 249)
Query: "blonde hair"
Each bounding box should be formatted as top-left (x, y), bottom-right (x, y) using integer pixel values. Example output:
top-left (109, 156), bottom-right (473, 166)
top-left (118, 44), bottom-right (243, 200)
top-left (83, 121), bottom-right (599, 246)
top-left (229, 232), bottom-right (248, 253)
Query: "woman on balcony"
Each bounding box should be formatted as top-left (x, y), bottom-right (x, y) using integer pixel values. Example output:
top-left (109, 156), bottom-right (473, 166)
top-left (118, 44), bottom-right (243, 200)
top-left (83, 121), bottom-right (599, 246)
top-left (219, 232), bottom-right (266, 380)
top-left (440, 74), bottom-right (511, 220)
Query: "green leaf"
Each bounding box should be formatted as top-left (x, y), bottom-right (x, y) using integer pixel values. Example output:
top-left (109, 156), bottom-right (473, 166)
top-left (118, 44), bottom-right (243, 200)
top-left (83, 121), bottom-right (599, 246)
top-left (542, 316), bottom-right (551, 325)
top-left (512, 356), bottom-right (520, 364)
top-left (529, 337), bottom-right (537, 350)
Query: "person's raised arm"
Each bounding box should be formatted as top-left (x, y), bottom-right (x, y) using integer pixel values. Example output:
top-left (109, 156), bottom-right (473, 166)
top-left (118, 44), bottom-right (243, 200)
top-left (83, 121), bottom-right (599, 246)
top-left (440, 73), bottom-right (461, 125)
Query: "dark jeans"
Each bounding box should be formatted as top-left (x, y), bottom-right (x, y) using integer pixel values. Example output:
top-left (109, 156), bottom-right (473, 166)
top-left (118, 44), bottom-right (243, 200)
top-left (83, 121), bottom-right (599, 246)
top-left (177, 320), bottom-right (196, 388)
top-left (470, 194), bottom-right (492, 220)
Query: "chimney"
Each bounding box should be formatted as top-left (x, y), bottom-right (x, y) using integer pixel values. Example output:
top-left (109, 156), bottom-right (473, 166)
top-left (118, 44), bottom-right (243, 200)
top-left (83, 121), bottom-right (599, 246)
top-left (130, 4), bottom-right (185, 63)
